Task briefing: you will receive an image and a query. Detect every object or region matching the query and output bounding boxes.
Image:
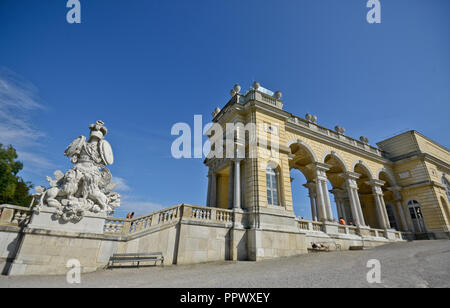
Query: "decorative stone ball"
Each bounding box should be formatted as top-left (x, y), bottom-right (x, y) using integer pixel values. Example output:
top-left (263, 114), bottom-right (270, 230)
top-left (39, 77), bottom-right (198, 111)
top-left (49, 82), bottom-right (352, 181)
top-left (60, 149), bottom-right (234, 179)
top-left (230, 89), bottom-right (236, 96)
top-left (305, 113), bottom-right (312, 121)
top-left (311, 115), bottom-right (318, 123)
top-left (335, 126), bottom-right (345, 135)
top-left (212, 107), bottom-right (221, 117)
top-left (360, 136), bottom-right (369, 144)
top-left (253, 81), bottom-right (260, 90)
top-left (275, 91), bottom-right (282, 99)
top-left (234, 84), bottom-right (241, 93)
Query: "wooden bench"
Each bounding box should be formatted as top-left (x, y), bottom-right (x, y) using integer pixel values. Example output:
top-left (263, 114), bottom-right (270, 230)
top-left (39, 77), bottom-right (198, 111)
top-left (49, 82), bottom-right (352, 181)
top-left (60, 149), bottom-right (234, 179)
top-left (349, 245), bottom-right (364, 250)
top-left (108, 252), bottom-right (164, 268)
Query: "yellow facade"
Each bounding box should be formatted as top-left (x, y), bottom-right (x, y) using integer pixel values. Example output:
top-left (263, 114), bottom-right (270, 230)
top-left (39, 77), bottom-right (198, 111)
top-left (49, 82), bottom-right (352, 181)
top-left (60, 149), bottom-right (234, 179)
top-left (205, 83), bottom-right (450, 239)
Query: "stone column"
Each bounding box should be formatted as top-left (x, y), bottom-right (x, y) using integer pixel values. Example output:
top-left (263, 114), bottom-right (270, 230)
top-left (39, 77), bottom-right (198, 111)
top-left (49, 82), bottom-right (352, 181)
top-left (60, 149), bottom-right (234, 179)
top-left (228, 162), bottom-right (234, 209)
top-left (322, 180), bottom-right (333, 220)
top-left (210, 172), bottom-right (217, 208)
top-left (367, 180), bottom-right (391, 229)
top-left (342, 172), bottom-right (366, 226)
top-left (233, 160), bottom-right (241, 209)
top-left (206, 172), bottom-right (212, 207)
top-left (303, 182), bottom-right (318, 221)
top-left (388, 186), bottom-right (408, 231)
top-left (331, 188), bottom-right (347, 222)
top-left (308, 163), bottom-right (332, 222)
top-left (240, 161), bottom-right (245, 209)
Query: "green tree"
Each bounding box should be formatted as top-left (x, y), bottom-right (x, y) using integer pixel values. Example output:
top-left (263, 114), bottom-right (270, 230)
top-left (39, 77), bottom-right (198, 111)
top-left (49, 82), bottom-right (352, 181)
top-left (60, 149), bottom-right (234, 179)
top-left (0, 144), bottom-right (33, 206)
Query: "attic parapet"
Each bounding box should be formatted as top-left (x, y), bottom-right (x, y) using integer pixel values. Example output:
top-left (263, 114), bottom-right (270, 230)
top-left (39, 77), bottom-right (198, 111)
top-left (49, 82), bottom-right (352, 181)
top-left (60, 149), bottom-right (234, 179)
top-left (287, 115), bottom-right (388, 159)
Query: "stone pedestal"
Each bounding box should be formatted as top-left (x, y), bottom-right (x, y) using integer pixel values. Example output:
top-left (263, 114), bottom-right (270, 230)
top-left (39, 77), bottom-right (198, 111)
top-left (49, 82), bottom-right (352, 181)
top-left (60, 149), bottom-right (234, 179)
top-left (5, 208), bottom-right (111, 276)
top-left (323, 222), bottom-right (339, 234)
top-left (251, 207), bottom-right (299, 233)
top-left (357, 226), bottom-right (371, 236)
top-left (232, 208), bottom-right (245, 229)
top-left (383, 229), bottom-right (397, 240)
top-left (29, 206), bottom-right (107, 234)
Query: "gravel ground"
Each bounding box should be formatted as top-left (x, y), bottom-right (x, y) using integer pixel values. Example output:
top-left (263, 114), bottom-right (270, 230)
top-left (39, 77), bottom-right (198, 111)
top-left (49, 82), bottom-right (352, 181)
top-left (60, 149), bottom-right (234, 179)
top-left (1, 240), bottom-right (449, 288)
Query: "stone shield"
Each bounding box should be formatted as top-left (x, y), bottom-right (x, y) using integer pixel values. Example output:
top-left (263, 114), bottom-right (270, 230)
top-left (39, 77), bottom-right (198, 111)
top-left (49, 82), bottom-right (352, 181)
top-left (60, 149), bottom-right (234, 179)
top-left (99, 139), bottom-right (114, 165)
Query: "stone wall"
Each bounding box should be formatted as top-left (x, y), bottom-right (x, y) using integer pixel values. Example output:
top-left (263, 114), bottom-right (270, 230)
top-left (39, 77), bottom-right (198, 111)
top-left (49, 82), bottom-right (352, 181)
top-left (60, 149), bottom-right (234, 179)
top-left (0, 204), bottom-right (407, 276)
top-left (0, 225), bottom-right (120, 276)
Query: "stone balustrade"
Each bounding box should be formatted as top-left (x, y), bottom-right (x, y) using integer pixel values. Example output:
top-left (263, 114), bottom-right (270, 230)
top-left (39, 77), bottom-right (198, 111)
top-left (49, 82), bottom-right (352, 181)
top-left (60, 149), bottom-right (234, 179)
top-left (185, 205), bottom-right (234, 224)
top-left (105, 204), bottom-right (234, 235)
top-left (104, 217), bottom-right (127, 234)
top-left (372, 228), bottom-right (385, 238)
top-left (287, 116), bottom-right (384, 157)
top-left (297, 220), bottom-right (309, 230)
top-left (190, 206), bottom-right (212, 220)
top-left (311, 221), bottom-right (324, 232)
top-left (347, 226), bottom-right (358, 235)
top-left (394, 231), bottom-right (402, 240)
top-left (296, 219), bottom-right (324, 232)
top-left (215, 208), bottom-right (233, 222)
top-left (295, 218), bottom-right (405, 240)
top-left (0, 204), bottom-right (32, 227)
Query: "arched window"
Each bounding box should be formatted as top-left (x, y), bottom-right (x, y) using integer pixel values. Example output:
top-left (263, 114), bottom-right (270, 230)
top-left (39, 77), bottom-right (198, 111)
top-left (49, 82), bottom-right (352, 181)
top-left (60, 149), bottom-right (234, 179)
top-left (266, 166), bottom-right (279, 206)
top-left (407, 200), bottom-right (426, 233)
top-left (442, 175), bottom-right (450, 202)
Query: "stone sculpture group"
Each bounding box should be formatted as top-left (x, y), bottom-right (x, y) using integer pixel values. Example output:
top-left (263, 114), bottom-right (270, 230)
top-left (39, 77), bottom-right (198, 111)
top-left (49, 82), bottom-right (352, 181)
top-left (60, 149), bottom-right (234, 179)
top-left (34, 121), bottom-right (121, 222)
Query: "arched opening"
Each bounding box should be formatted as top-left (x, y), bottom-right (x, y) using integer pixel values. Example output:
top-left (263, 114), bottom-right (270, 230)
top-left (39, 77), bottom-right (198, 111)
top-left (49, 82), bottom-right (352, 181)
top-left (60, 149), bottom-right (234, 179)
top-left (290, 169), bottom-right (310, 219)
top-left (288, 142), bottom-right (317, 220)
top-left (353, 162), bottom-right (373, 227)
top-left (407, 200), bottom-right (427, 233)
top-left (440, 197), bottom-right (450, 226)
top-left (324, 153), bottom-right (349, 223)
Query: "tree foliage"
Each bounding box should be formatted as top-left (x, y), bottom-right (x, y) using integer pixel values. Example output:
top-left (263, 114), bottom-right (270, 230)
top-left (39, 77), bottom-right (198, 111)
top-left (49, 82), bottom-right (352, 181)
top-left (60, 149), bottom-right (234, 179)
top-left (0, 144), bottom-right (33, 206)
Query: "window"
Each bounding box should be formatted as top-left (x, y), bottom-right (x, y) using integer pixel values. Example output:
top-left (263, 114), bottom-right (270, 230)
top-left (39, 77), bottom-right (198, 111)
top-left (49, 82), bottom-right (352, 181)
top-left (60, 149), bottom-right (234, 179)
top-left (407, 200), bottom-right (426, 233)
top-left (442, 175), bottom-right (450, 202)
top-left (263, 122), bottom-right (278, 136)
top-left (266, 166), bottom-right (279, 206)
top-left (386, 204), bottom-right (399, 231)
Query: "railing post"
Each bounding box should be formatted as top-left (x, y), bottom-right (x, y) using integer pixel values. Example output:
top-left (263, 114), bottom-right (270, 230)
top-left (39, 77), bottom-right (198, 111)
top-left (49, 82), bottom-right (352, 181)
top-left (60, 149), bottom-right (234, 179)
top-left (122, 220), bottom-right (131, 234)
top-left (151, 213), bottom-right (160, 226)
top-left (182, 204), bottom-right (191, 219)
top-left (0, 208), bottom-right (14, 225)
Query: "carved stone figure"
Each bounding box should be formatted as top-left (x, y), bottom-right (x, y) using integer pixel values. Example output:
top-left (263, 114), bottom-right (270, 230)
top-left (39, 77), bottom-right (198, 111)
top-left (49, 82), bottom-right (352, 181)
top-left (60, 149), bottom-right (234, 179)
top-left (34, 121), bottom-right (121, 222)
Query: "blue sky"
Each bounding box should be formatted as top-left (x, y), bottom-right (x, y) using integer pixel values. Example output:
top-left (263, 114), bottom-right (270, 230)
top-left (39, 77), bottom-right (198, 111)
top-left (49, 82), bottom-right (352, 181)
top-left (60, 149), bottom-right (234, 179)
top-left (0, 0), bottom-right (449, 218)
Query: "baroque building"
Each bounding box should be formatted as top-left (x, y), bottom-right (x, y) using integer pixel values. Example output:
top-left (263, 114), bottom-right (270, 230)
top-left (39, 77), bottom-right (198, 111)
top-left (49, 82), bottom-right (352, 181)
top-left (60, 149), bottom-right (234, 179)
top-left (204, 82), bottom-right (450, 240)
top-left (1, 82), bottom-right (448, 276)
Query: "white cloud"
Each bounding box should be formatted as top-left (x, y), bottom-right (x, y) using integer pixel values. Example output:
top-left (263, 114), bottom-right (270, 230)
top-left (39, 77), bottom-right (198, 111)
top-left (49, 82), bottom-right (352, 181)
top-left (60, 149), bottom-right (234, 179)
top-left (17, 151), bottom-right (58, 173)
top-left (0, 68), bottom-right (45, 148)
top-left (108, 178), bottom-right (166, 217)
top-left (111, 176), bottom-right (131, 192)
top-left (114, 194), bottom-right (166, 218)
top-left (0, 68), bottom-right (54, 173)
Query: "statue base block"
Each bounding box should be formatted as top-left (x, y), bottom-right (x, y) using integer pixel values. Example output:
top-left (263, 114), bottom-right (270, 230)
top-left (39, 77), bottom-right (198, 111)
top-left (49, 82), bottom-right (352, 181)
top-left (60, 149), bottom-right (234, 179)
top-left (28, 206), bottom-right (106, 234)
